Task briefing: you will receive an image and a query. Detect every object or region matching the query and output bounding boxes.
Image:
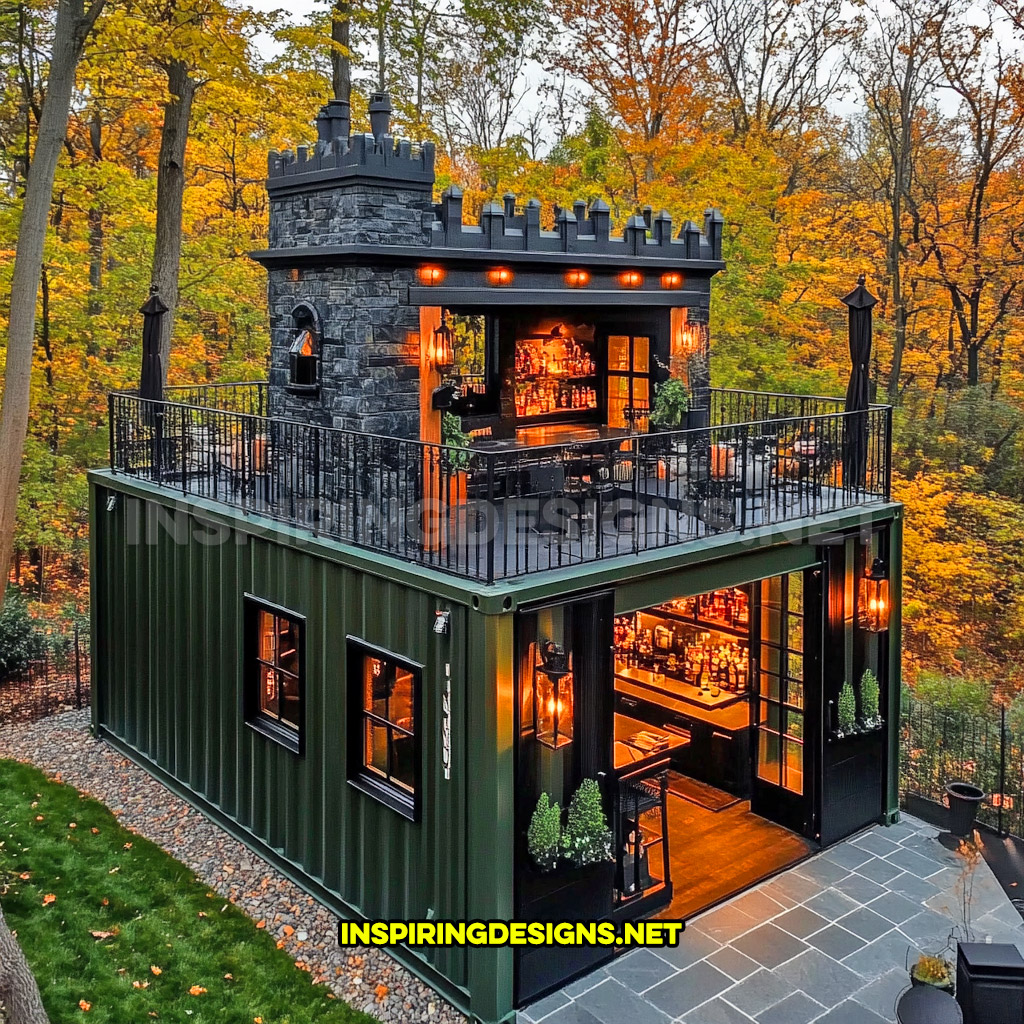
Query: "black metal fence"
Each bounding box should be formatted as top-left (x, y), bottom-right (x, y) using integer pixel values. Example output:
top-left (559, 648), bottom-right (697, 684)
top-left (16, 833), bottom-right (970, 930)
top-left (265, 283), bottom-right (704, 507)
top-left (0, 624), bottom-right (91, 725)
top-left (901, 693), bottom-right (1023, 839)
top-left (108, 385), bottom-right (892, 583)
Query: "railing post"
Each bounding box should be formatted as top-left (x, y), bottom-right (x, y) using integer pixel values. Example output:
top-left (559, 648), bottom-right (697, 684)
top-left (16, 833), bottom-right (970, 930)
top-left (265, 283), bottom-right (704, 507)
top-left (108, 394), bottom-right (116, 473)
top-left (999, 705), bottom-right (1007, 837)
top-left (312, 430), bottom-right (321, 537)
top-left (739, 424), bottom-right (748, 532)
top-left (884, 407), bottom-right (893, 500)
top-left (74, 623), bottom-right (82, 710)
top-left (486, 452), bottom-right (495, 585)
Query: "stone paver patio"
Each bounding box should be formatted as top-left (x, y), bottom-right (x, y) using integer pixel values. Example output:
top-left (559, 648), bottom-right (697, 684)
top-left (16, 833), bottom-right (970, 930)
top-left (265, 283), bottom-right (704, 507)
top-left (520, 815), bottom-right (1024, 1024)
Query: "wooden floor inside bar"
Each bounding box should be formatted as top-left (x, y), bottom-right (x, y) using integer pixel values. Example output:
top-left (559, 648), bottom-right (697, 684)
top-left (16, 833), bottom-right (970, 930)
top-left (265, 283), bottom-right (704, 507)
top-left (657, 791), bottom-right (815, 922)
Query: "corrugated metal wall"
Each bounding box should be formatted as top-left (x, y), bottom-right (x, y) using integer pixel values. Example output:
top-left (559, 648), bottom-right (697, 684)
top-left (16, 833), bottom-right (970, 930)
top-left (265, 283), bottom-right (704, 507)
top-left (91, 480), bottom-right (486, 1004)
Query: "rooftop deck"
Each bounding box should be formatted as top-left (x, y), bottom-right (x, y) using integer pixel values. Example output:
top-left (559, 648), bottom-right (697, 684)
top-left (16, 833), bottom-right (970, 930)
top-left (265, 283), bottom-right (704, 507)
top-left (108, 384), bottom-right (892, 583)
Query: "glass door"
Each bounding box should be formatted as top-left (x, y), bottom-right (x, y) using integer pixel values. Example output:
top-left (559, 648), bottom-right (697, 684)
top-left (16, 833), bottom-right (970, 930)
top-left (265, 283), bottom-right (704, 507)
top-left (752, 572), bottom-right (814, 835)
top-left (607, 335), bottom-right (650, 430)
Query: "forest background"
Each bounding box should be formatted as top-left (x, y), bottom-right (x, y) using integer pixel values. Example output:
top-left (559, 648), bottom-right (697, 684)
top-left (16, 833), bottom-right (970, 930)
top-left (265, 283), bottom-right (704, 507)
top-left (1, 0), bottom-right (1023, 709)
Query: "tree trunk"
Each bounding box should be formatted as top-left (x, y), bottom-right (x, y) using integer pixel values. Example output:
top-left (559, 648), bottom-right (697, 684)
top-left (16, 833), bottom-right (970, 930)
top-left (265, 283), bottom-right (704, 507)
top-left (0, 0), bottom-right (105, 612)
top-left (331, 0), bottom-right (350, 104)
top-left (152, 58), bottom-right (197, 383)
top-left (0, 901), bottom-right (50, 1024)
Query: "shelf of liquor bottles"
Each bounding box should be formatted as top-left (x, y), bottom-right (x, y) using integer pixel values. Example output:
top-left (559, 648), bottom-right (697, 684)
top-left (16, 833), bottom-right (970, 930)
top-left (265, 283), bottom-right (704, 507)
top-left (613, 588), bottom-right (753, 713)
top-left (514, 328), bottom-right (599, 420)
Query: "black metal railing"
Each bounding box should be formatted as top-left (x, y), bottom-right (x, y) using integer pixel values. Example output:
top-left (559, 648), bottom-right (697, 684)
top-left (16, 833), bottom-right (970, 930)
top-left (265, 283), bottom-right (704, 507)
top-left (709, 388), bottom-right (885, 425)
top-left (901, 693), bottom-right (1023, 839)
top-left (163, 381), bottom-right (268, 415)
top-left (108, 386), bottom-right (892, 583)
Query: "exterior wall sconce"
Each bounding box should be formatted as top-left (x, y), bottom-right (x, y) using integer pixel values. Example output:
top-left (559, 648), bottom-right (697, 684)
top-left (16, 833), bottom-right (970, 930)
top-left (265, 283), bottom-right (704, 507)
top-left (618, 270), bottom-right (643, 288)
top-left (565, 269), bottom-right (590, 288)
top-left (859, 556), bottom-right (890, 632)
top-left (661, 272), bottom-right (683, 289)
top-left (429, 316), bottom-right (456, 376)
top-left (418, 264), bottom-right (446, 286)
top-left (487, 267), bottom-right (514, 286)
top-left (533, 640), bottom-right (573, 750)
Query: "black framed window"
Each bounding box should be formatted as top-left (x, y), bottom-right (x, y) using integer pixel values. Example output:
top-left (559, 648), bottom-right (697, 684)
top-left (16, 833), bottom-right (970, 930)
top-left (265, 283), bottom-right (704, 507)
top-left (245, 596), bottom-right (304, 753)
top-left (347, 639), bottom-right (421, 820)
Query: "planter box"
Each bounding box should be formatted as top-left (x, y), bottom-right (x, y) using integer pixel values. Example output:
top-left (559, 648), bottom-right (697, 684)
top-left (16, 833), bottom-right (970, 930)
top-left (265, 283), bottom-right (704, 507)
top-left (519, 859), bottom-right (615, 922)
top-left (516, 859), bottom-right (617, 1007)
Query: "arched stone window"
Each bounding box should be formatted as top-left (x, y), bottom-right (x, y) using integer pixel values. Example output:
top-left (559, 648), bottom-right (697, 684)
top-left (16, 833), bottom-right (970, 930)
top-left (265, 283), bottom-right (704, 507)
top-left (288, 302), bottom-right (321, 392)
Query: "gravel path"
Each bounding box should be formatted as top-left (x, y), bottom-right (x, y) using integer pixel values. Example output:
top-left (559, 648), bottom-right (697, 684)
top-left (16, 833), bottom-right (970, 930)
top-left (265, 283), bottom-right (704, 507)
top-left (0, 711), bottom-right (467, 1024)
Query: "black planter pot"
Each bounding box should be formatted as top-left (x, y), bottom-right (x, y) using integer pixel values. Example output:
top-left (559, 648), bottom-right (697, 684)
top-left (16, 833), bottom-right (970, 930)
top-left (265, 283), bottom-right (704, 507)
top-left (910, 973), bottom-right (955, 996)
top-left (945, 781), bottom-right (985, 837)
top-left (519, 859), bottom-right (615, 922)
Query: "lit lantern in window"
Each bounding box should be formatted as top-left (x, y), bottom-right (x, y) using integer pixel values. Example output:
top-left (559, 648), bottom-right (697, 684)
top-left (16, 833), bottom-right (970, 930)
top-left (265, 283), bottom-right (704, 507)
top-left (429, 316), bottom-right (456, 376)
top-left (418, 264), bottom-right (445, 286)
top-left (487, 267), bottom-right (514, 286)
top-left (618, 270), bottom-right (643, 288)
top-left (565, 269), bottom-right (590, 288)
top-left (661, 271), bottom-right (683, 289)
top-left (859, 556), bottom-right (890, 632)
top-left (533, 640), bottom-right (573, 749)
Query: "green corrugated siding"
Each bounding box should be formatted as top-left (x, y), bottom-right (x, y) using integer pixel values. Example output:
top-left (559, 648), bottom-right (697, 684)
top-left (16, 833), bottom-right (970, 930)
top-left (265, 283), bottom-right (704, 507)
top-left (90, 481), bottom-right (494, 1008)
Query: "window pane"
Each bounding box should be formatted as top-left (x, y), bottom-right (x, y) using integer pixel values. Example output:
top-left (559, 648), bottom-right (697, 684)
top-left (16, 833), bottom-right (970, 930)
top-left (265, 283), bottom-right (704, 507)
top-left (786, 680), bottom-right (804, 711)
top-left (279, 672), bottom-right (300, 729)
top-left (258, 610), bottom-right (276, 664)
top-left (278, 619), bottom-right (300, 676)
top-left (608, 336), bottom-right (630, 371)
top-left (784, 738), bottom-right (803, 794)
top-left (788, 572), bottom-right (803, 613)
top-left (390, 731), bottom-right (415, 793)
top-left (363, 656), bottom-right (389, 718)
top-left (632, 377), bottom-right (650, 403)
top-left (760, 700), bottom-right (780, 732)
top-left (259, 665), bottom-right (279, 719)
top-left (632, 336), bottom-right (649, 369)
top-left (758, 729), bottom-right (781, 785)
top-left (364, 720), bottom-right (389, 778)
top-left (761, 645), bottom-right (781, 675)
top-left (761, 671), bottom-right (780, 702)
top-left (787, 652), bottom-right (803, 681)
top-left (788, 614), bottom-right (803, 652)
top-left (391, 668), bottom-right (415, 730)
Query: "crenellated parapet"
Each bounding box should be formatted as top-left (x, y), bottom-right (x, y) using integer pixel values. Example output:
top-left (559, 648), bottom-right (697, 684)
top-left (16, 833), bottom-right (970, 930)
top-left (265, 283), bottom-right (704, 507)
top-left (431, 188), bottom-right (725, 262)
top-left (267, 92), bottom-right (435, 196)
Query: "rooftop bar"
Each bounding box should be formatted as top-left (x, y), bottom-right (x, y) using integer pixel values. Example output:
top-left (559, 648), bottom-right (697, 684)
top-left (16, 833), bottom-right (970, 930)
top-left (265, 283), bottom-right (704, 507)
top-left (108, 382), bottom-right (892, 583)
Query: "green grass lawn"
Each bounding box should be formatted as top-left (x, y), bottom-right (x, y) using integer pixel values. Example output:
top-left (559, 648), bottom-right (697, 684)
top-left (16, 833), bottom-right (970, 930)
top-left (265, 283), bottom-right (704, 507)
top-left (0, 759), bottom-right (376, 1024)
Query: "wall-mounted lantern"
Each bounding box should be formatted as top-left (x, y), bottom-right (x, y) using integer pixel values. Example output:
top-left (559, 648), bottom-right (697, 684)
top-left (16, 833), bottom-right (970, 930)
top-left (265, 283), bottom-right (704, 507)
top-left (859, 556), bottom-right (890, 633)
top-left (565, 269), bottom-right (590, 288)
top-left (618, 270), bottom-right (643, 288)
top-left (418, 264), bottom-right (446, 286)
top-left (288, 302), bottom-right (321, 393)
top-left (661, 271), bottom-right (683, 289)
top-left (430, 316), bottom-right (456, 376)
top-left (533, 640), bottom-right (573, 750)
top-left (487, 267), bottom-right (514, 286)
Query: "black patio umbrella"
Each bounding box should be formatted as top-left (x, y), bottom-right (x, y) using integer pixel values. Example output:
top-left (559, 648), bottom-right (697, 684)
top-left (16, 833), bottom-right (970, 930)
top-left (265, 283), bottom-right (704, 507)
top-left (139, 283), bottom-right (167, 405)
top-left (841, 274), bottom-right (878, 490)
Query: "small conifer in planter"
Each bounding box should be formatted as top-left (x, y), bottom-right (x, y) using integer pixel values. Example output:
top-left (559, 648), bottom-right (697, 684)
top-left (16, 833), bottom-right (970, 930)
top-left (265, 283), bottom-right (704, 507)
top-left (837, 680), bottom-right (857, 737)
top-left (860, 669), bottom-right (882, 729)
top-left (527, 793), bottom-right (562, 873)
top-left (562, 779), bottom-right (612, 868)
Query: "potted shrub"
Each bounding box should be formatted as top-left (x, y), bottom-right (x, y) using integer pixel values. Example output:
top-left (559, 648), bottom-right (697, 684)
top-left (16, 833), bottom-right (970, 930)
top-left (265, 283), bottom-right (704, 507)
top-left (520, 783), bottom-right (615, 921)
top-left (859, 668), bottom-right (883, 730)
top-left (945, 781), bottom-right (985, 838)
top-left (527, 792), bottom-right (561, 873)
top-left (835, 680), bottom-right (857, 738)
top-left (562, 778), bottom-right (613, 868)
top-left (650, 377), bottom-right (689, 434)
top-left (910, 953), bottom-right (954, 994)
top-left (440, 411), bottom-right (471, 503)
